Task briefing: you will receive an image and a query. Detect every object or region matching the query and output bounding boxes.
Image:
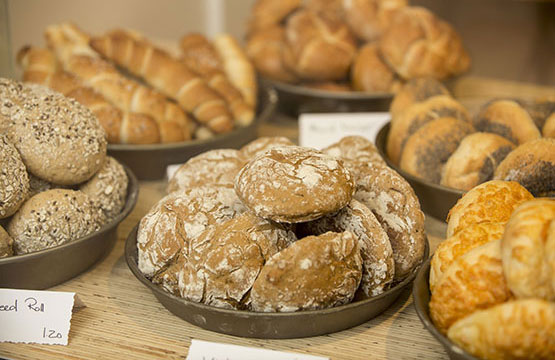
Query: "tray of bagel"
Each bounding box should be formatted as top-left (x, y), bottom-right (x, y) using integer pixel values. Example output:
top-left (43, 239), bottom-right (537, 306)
top-left (17, 22), bottom-right (275, 180)
top-left (375, 77), bottom-right (555, 220)
top-left (126, 135), bottom-right (429, 338)
top-left (0, 77), bottom-right (138, 289)
top-left (245, 0), bottom-right (471, 116)
top-left (413, 180), bottom-right (555, 359)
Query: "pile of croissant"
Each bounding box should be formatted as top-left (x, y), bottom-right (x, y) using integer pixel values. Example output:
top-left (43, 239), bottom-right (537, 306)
top-left (17, 23), bottom-right (257, 144)
top-left (246, 0), bottom-right (470, 93)
top-left (429, 180), bottom-right (555, 359)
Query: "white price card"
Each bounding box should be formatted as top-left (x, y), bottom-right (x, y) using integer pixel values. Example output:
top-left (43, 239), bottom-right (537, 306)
top-left (298, 112), bottom-right (389, 149)
top-left (0, 289), bottom-right (77, 345)
top-left (186, 339), bottom-right (329, 360)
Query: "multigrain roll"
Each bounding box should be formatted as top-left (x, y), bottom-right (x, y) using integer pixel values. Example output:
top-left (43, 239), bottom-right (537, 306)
top-left (350, 42), bottom-right (401, 93)
top-left (389, 77), bottom-right (450, 119)
top-left (493, 138), bottom-right (555, 197)
top-left (446, 180), bottom-right (533, 238)
top-left (440, 132), bottom-right (515, 191)
top-left (0, 225), bottom-right (13, 258)
top-left (0, 134), bottom-right (29, 219)
top-left (399, 117), bottom-right (475, 184)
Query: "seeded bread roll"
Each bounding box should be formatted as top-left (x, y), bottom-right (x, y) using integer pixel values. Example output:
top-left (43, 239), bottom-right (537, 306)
top-left (249, 231), bottom-right (362, 312)
top-left (0, 134), bottom-right (29, 219)
top-left (493, 138), bottom-right (555, 197)
top-left (239, 136), bottom-right (295, 160)
top-left (389, 77), bottom-right (450, 119)
top-left (353, 161), bottom-right (426, 279)
top-left (27, 173), bottom-right (53, 198)
top-left (447, 299), bottom-right (555, 360)
top-left (501, 199), bottom-right (555, 301)
top-left (400, 117), bottom-right (475, 184)
top-left (8, 189), bottom-right (104, 254)
top-left (446, 180), bottom-right (534, 238)
top-left (518, 98), bottom-right (555, 130)
top-left (440, 132), bottom-right (515, 191)
top-left (473, 100), bottom-right (541, 145)
top-left (0, 79), bottom-right (106, 185)
top-left (235, 146), bottom-right (355, 223)
top-left (429, 240), bottom-right (511, 334)
top-left (350, 43), bottom-right (401, 93)
top-left (298, 199), bottom-right (395, 297)
top-left (0, 225), bottom-right (14, 258)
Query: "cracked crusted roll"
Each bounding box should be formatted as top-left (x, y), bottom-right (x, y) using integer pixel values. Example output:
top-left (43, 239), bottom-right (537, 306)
top-left (350, 42), bottom-right (401, 93)
top-left (249, 231), bottom-right (362, 312)
top-left (298, 199), bottom-right (395, 297)
top-left (429, 239), bottom-right (512, 334)
top-left (0, 134), bottom-right (29, 219)
top-left (235, 146), bottom-right (355, 223)
top-left (8, 189), bottom-right (104, 254)
top-left (493, 138), bottom-right (555, 197)
top-left (178, 212), bottom-right (297, 309)
top-left (239, 136), bottom-right (295, 160)
top-left (446, 180), bottom-right (533, 238)
top-left (430, 222), bottom-right (505, 292)
top-left (473, 100), bottom-right (541, 145)
top-left (389, 77), bottom-right (450, 119)
top-left (440, 132), bottom-right (515, 191)
top-left (400, 117), bottom-right (475, 184)
top-left (501, 199), bottom-right (555, 300)
top-left (322, 135), bottom-right (385, 167)
top-left (0, 225), bottom-right (14, 258)
top-left (447, 299), bottom-right (555, 360)
top-left (353, 161), bottom-right (425, 279)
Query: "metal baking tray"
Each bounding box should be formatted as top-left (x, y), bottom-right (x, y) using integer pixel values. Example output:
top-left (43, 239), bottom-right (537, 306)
top-left (375, 122), bottom-right (465, 221)
top-left (107, 87), bottom-right (277, 180)
top-left (126, 224), bottom-right (429, 339)
top-left (413, 258), bottom-right (478, 360)
top-left (261, 79), bottom-right (393, 118)
top-left (0, 165), bottom-right (139, 290)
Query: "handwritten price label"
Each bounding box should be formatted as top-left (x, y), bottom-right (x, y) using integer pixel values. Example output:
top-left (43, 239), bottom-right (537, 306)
top-left (0, 289), bottom-right (76, 345)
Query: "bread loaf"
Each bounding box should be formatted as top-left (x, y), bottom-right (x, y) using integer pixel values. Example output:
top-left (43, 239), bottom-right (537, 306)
top-left (342, 0), bottom-right (407, 41)
top-left (351, 42), bottom-right (401, 93)
top-left (0, 134), bottom-right (29, 218)
top-left (389, 77), bottom-right (450, 119)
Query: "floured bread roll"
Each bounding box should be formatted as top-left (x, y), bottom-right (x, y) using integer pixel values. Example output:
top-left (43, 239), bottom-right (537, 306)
top-left (448, 299), bottom-right (555, 360)
top-left (299, 199), bottom-right (394, 297)
top-left (322, 135), bottom-right (385, 166)
top-left (249, 231), bottom-right (362, 312)
top-left (353, 161), bottom-right (425, 279)
top-left (239, 136), bottom-right (295, 160)
top-left (0, 134), bottom-right (29, 218)
top-left (430, 222), bottom-right (505, 292)
top-left (501, 198), bottom-right (555, 300)
top-left (167, 149), bottom-right (245, 193)
top-left (235, 146), bottom-right (355, 223)
top-left (429, 239), bottom-right (512, 334)
top-left (0, 225), bottom-right (14, 258)
top-left (446, 180), bottom-right (533, 238)
top-left (179, 212), bottom-right (296, 309)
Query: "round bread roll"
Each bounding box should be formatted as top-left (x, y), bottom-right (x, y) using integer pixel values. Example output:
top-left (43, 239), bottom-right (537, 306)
top-left (389, 77), bottom-right (450, 119)
top-left (249, 231), bottom-right (363, 312)
top-left (79, 156), bottom-right (128, 221)
top-left (0, 134), bottom-right (30, 218)
top-left (446, 180), bottom-right (534, 238)
top-left (239, 136), bottom-right (295, 160)
top-left (501, 198), bottom-right (555, 300)
top-left (353, 161), bottom-right (426, 279)
top-left (543, 112), bottom-right (555, 138)
top-left (429, 239), bottom-right (511, 334)
top-left (430, 222), bottom-right (505, 292)
top-left (247, 0), bottom-right (301, 34)
top-left (493, 138), bottom-right (555, 197)
top-left (179, 212), bottom-right (296, 309)
top-left (8, 189), bottom-right (104, 254)
top-left (0, 225), bottom-right (14, 258)
top-left (473, 100), bottom-right (541, 145)
top-left (350, 42), bottom-right (401, 93)
top-left (166, 149), bottom-right (245, 194)
top-left (387, 95), bottom-right (470, 165)
top-left (27, 173), bottom-right (53, 198)
top-left (440, 132), bottom-right (515, 191)
top-left (342, 0), bottom-right (407, 42)
top-left (235, 146), bottom-right (355, 223)
top-left (517, 98), bottom-right (555, 130)
top-left (322, 135), bottom-right (385, 166)
top-left (447, 299), bottom-right (555, 360)
top-left (400, 117), bottom-right (475, 184)
top-left (299, 199), bottom-right (394, 296)
top-left (0, 79), bottom-right (107, 185)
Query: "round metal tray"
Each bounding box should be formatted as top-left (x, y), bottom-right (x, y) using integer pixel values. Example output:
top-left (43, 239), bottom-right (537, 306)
top-left (125, 224), bottom-right (429, 339)
top-left (261, 79), bottom-right (393, 118)
top-left (375, 122), bottom-right (465, 221)
top-left (107, 87), bottom-right (277, 180)
top-left (0, 165), bottom-right (139, 290)
top-left (413, 258), bottom-right (478, 360)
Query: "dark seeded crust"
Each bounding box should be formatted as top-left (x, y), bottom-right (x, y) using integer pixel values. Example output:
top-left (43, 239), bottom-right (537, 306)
top-left (517, 98), bottom-right (555, 129)
top-left (389, 78), bottom-right (450, 118)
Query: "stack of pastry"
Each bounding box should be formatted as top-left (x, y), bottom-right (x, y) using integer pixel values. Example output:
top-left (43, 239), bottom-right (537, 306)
top-left (428, 180), bottom-right (555, 359)
top-left (137, 135), bottom-right (427, 312)
top-left (386, 78), bottom-right (555, 196)
top-left (16, 23), bottom-right (257, 144)
top-left (246, 0), bottom-right (470, 93)
top-left (0, 78), bottom-right (128, 257)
